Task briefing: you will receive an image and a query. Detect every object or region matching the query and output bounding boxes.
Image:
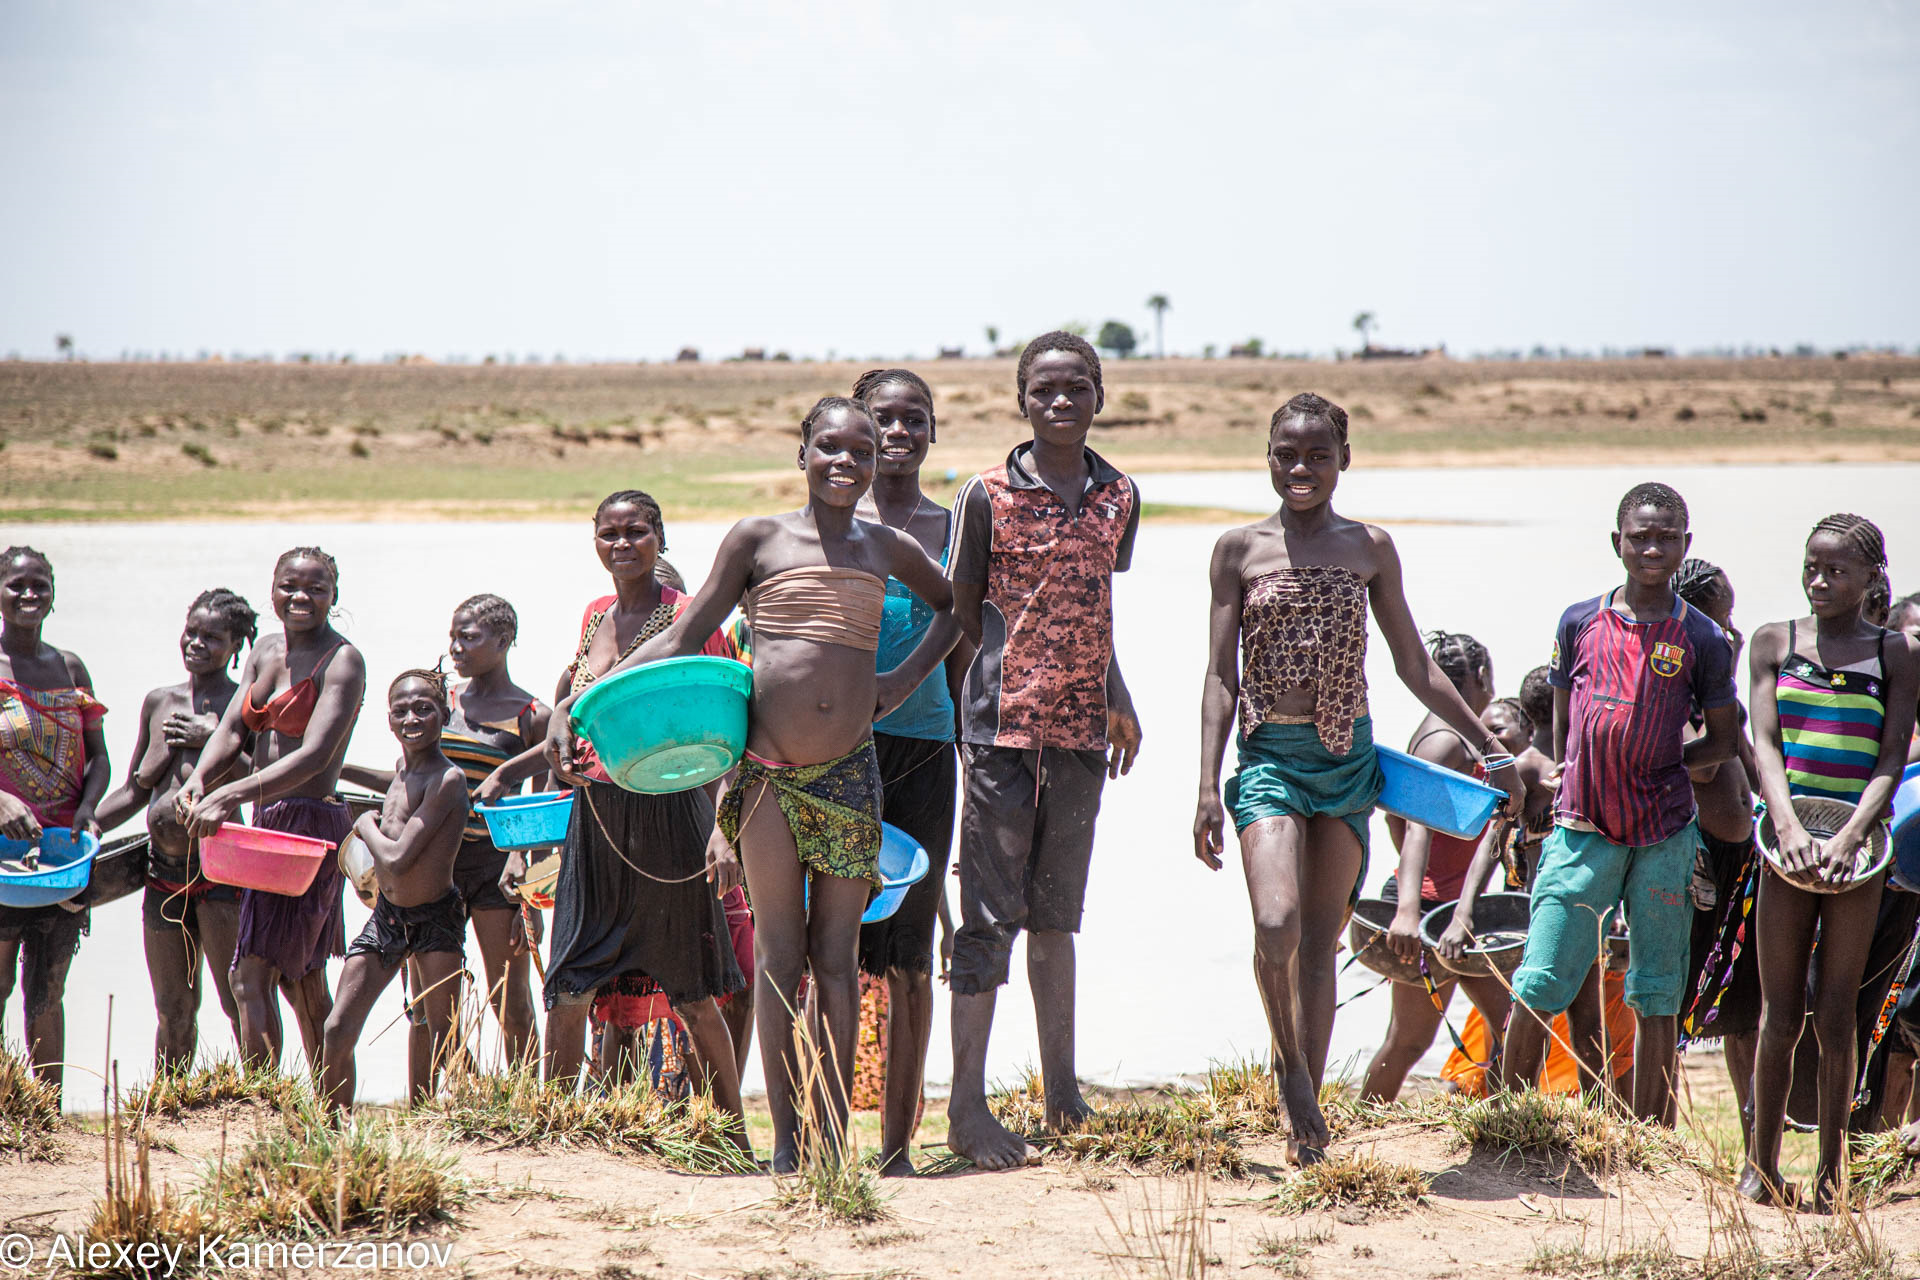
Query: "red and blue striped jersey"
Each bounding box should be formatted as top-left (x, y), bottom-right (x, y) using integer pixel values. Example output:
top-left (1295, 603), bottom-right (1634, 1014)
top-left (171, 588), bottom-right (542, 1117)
top-left (1549, 589), bottom-right (1738, 846)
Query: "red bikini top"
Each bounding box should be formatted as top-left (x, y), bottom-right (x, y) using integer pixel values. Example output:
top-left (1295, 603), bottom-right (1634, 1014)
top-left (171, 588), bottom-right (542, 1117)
top-left (240, 642), bottom-right (343, 737)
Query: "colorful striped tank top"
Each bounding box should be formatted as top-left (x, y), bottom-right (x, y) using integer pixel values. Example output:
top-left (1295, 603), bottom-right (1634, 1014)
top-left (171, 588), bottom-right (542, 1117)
top-left (1776, 620), bottom-right (1889, 803)
top-left (443, 687), bottom-right (535, 842)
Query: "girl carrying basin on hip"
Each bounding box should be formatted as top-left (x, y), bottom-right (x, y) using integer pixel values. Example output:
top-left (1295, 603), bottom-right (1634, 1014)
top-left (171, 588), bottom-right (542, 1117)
top-left (1192, 393), bottom-right (1523, 1164)
top-left (181, 546), bottom-right (366, 1074)
top-left (546, 397), bottom-right (956, 1173)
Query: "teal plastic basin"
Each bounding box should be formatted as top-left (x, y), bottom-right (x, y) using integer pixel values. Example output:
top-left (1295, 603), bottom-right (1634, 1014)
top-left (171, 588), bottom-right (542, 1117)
top-left (1375, 745), bottom-right (1502, 840)
top-left (571, 655), bottom-right (753, 795)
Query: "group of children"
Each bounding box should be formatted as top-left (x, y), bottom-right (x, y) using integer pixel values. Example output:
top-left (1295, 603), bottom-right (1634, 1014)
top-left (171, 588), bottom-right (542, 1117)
top-left (1, 333), bottom-right (1915, 1206)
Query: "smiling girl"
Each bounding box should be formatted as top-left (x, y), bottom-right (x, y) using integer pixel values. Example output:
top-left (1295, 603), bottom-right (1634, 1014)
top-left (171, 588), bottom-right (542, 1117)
top-left (1193, 393), bottom-right (1524, 1163)
top-left (182, 547), bottom-right (366, 1072)
top-left (546, 402), bottom-right (955, 1171)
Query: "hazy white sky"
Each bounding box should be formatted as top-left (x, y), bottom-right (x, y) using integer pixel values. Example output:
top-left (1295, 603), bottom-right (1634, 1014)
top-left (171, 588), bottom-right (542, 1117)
top-left (3, 1), bottom-right (1914, 361)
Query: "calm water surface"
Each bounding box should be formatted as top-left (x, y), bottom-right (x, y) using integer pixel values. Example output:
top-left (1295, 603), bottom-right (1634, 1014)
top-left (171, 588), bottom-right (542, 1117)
top-left (11, 462), bottom-right (1917, 1104)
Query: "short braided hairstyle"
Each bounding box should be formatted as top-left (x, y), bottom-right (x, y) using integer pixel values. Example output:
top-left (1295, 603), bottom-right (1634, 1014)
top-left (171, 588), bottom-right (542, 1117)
top-left (275, 546), bottom-right (340, 598)
top-left (1808, 512), bottom-right (1887, 570)
top-left (852, 368), bottom-right (936, 442)
top-left (455, 593), bottom-right (518, 647)
top-left (594, 490), bottom-right (667, 552)
top-left (799, 395), bottom-right (877, 445)
top-left (1673, 558), bottom-right (1730, 611)
top-left (1015, 331), bottom-right (1102, 401)
top-left (0, 546), bottom-right (52, 582)
top-left (190, 588), bottom-right (258, 665)
top-left (1426, 630), bottom-right (1491, 694)
top-left (1616, 482), bottom-right (1689, 530)
top-left (1866, 569), bottom-right (1893, 627)
top-left (1518, 664), bottom-right (1553, 732)
top-left (390, 662), bottom-right (451, 719)
top-left (1270, 392), bottom-right (1351, 447)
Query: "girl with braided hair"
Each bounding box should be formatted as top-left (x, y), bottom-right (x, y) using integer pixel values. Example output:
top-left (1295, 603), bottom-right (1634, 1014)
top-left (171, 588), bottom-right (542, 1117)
top-left (1744, 514), bottom-right (1920, 1210)
top-left (95, 588), bottom-right (259, 1071)
top-left (1358, 631), bottom-right (1513, 1102)
top-left (182, 547), bottom-right (366, 1072)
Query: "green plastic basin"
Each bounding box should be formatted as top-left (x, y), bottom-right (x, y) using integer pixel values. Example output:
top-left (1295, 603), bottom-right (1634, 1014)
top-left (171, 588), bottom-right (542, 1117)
top-left (571, 655), bottom-right (753, 794)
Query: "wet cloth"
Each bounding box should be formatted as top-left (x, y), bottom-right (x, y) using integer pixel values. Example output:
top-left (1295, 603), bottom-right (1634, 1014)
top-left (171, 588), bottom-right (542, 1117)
top-left (0, 679), bottom-right (106, 828)
top-left (231, 795), bottom-right (352, 981)
top-left (592, 885), bottom-right (755, 1027)
top-left (346, 887), bottom-right (467, 965)
top-left (1235, 566), bottom-right (1371, 754)
top-left (859, 733), bottom-right (957, 977)
top-left (950, 443), bottom-right (1139, 752)
top-left (544, 780), bottom-right (744, 1011)
top-left (1224, 717), bottom-right (1383, 895)
top-left (1513, 820), bottom-right (1700, 1017)
top-left (718, 742), bottom-right (884, 885)
top-left (949, 743), bottom-right (1106, 995)
top-left (451, 837), bottom-right (517, 914)
top-left (1681, 828), bottom-right (1763, 1041)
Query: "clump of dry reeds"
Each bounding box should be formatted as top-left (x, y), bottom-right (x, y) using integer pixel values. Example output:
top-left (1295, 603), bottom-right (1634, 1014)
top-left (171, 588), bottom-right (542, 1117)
top-left (980, 1069), bottom-right (1246, 1176)
top-left (1446, 1089), bottom-right (1709, 1175)
top-left (1096, 1159), bottom-right (1217, 1278)
top-left (0, 1042), bottom-right (61, 1160)
top-left (413, 1060), bottom-right (753, 1174)
top-left (771, 1014), bottom-right (889, 1225)
top-left (122, 1058), bottom-right (306, 1120)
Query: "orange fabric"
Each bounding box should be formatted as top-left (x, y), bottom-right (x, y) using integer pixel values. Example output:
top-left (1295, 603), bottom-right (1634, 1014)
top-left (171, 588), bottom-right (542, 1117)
top-left (1439, 971), bottom-right (1637, 1097)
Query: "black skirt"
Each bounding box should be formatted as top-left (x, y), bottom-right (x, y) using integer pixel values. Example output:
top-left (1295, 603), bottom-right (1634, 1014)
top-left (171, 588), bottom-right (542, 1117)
top-left (543, 780), bottom-right (745, 1010)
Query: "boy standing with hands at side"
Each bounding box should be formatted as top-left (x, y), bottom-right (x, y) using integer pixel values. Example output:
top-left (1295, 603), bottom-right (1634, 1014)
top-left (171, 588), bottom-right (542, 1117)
top-left (1500, 483), bottom-right (1742, 1123)
top-left (943, 332), bottom-right (1143, 1170)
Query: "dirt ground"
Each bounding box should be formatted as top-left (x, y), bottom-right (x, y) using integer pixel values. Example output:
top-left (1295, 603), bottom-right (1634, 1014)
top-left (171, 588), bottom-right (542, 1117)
top-left (6, 1060), bottom-right (1919, 1279)
top-left (4, 355), bottom-right (1918, 521)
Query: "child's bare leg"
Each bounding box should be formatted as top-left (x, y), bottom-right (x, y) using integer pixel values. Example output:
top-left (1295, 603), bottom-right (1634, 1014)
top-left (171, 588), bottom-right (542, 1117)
top-left (722, 986), bottom-right (755, 1077)
top-left (195, 900), bottom-right (244, 1047)
top-left (1633, 1014), bottom-right (1678, 1124)
top-left (1029, 930), bottom-right (1089, 1130)
top-left (1461, 974), bottom-right (1512, 1062)
top-left (319, 953), bottom-right (401, 1111)
top-left (1882, 1049), bottom-right (1914, 1128)
top-left (949, 987), bottom-right (1031, 1169)
top-left (470, 907), bottom-right (537, 1067)
top-left (737, 779), bottom-right (809, 1172)
top-left (806, 873), bottom-right (869, 1154)
top-left (281, 967), bottom-right (333, 1072)
top-left (673, 995), bottom-right (750, 1153)
top-left (878, 965), bottom-right (933, 1175)
top-left (1806, 880), bottom-right (1882, 1211)
top-left (145, 919), bottom-right (203, 1073)
top-left (1566, 963), bottom-right (1610, 1095)
top-left (413, 951), bottom-right (465, 1103)
top-left (1299, 816), bottom-right (1362, 1092)
top-left (1362, 979), bottom-right (1449, 1102)
top-left (1724, 1030), bottom-right (1759, 1152)
top-left (230, 955), bottom-right (285, 1070)
top-left (543, 999), bottom-right (590, 1087)
top-left (1742, 874), bottom-right (1817, 1207)
top-left (22, 932), bottom-right (74, 1093)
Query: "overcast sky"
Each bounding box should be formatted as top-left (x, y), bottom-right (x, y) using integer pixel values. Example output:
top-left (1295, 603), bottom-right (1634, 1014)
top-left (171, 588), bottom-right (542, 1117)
top-left (3, 1), bottom-right (1915, 361)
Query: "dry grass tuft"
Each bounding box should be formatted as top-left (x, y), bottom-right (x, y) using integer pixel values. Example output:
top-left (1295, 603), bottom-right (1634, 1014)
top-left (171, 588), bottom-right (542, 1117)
top-left (1446, 1090), bottom-right (1709, 1174)
top-left (122, 1058), bottom-right (307, 1119)
top-left (1846, 1130), bottom-right (1917, 1203)
top-left (1268, 1152), bottom-right (1428, 1214)
top-left (1524, 1239), bottom-right (1687, 1278)
top-left (0, 1043), bottom-right (61, 1160)
top-left (986, 1070), bottom-right (1246, 1177)
top-left (1096, 1161), bottom-right (1218, 1278)
top-left (770, 1015), bottom-right (890, 1225)
top-left (415, 1061), bottom-right (753, 1174)
top-left (80, 1118), bottom-right (214, 1276)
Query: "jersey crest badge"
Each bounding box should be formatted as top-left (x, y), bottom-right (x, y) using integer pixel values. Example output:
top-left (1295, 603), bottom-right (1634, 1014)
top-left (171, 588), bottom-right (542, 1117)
top-left (1649, 641), bottom-right (1685, 678)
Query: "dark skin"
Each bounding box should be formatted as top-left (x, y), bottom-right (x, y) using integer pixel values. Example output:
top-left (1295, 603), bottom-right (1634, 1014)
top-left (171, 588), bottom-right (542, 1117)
top-left (1498, 505), bottom-right (1742, 1124)
top-left (95, 603), bottom-right (251, 1072)
top-left (343, 607), bottom-right (550, 1070)
top-left (546, 412), bottom-right (955, 1172)
top-left (855, 377), bottom-right (977, 1177)
top-left (317, 679), bottom-right (468, 1111)
top-left (181, 555), bottom-right (366, 1072)
top-left (1743, 533), bottom-right (1919, 1211)
top-left (1362, 663), bottom-right (1514, 1102)
top-left (533, 500), bottom-right (757, 1147)
top-left (942, 351), bottom-right (1144, 1172)
top-left (0, 553), bottom-right (111, 1094)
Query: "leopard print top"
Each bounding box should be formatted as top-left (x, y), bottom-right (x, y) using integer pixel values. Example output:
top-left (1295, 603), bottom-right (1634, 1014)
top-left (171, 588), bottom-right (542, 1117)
top-left (1237, 565), bottom-right (1370, 754)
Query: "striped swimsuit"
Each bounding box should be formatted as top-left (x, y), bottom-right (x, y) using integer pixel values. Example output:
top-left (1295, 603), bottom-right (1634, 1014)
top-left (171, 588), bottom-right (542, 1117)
top-left (442, 689), bottom-right (534, 842)
top-left (1776, 620), bottom-right (1889, 803)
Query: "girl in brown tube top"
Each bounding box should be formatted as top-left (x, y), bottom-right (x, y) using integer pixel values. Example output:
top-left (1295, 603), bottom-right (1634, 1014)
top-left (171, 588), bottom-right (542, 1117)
top-left (182, 547), bottom-right (366, 1074)
top-left (546, 397), bottom-right (956, 1173)
top-left (1193, 393), bottom-right (1524, 1164)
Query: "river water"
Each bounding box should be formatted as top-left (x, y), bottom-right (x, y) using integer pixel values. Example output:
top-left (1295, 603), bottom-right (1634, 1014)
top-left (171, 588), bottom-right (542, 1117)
top-left (10, 462), bottom-right (1917, 1105)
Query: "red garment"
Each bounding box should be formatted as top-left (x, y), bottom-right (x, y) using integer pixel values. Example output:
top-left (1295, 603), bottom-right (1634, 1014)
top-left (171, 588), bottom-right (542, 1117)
top-left (239, 641), bottom-right (345, 737)
top-left (0, 679), bottom-right (106, 827)
top-left (1422, 762), bottom-right (1488, 902)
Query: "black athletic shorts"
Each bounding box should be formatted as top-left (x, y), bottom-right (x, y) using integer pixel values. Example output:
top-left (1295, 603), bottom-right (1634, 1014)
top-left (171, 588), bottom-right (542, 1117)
top-left (347, 888), bottom-right (467, 966)
top-left (858, 733), bottom-right (957, 978)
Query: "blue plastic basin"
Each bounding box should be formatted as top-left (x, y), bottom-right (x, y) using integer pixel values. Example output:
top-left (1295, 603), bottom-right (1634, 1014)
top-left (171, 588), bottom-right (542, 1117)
top-left (0, 830), bottom-right (100, 908)
top-left (1375, 745), bottom-right (1502, 840)
top-left (571, 655), bottom-right (753, 795)
top-left (804, 823), bottom-right (932, 924)
top-left (1892, 762), bottom-right (1920, 891)
top-left (476, 791), bottom-right (576, 851)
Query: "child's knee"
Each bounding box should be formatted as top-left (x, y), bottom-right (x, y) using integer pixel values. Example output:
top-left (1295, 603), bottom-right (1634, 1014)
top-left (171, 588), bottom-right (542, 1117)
top-left (1251, 915), bottom-right (1301, 963)
top-left (948, 924), bottom-right (1015, 996)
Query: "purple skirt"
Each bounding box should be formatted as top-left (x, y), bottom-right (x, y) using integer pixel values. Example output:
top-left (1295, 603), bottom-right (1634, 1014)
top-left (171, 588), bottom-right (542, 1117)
top-left (231, 796), bottom-right (352, 980)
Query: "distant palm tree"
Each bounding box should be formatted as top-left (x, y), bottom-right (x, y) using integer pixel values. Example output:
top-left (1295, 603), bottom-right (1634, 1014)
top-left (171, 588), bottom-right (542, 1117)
top-left (1352, 311), bottom-right (1376, 352)
top-left (985, 325), bottom-right (999, 354)
top-left (55, 333), bottom-right (73, 361)
top-left (1146, 295), bottom-right (1170, 359)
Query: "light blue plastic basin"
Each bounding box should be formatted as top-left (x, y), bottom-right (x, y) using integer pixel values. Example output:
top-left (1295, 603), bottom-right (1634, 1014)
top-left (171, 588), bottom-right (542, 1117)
top-left (1891, 762), bottom-right (1920, 891)
top-left (571, 655), bottom-right (752, 795)
top-left (803, 822), bottom-right (931, 924)
top-left (1375, 745), bottom-right (1502, 840)
top-left (476, 791), bottom-right (576, 851)
top-left (0, 830), bottom-right (100, 908)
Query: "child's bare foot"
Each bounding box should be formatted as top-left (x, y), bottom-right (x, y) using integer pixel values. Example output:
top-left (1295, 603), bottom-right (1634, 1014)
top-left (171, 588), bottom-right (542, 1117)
top-left (1736, 1162), bottom-right (1797, 1209)
top-left (1046, 1084), bottom-right (1094, 1133)
top-left (877, 1148), bottom-right (917, 1178)
top-left (949, 1098), bottom-right (1037, 1171)
top-left (1279, 1065), bottom-right (1330, 1165)
top-left (1810, 1170), bottom-right (1842, 1216)
top-left (770, 1144), bottom-right (799, 1175)
top-left (1902, 1120), bottom-right (1920, 1157)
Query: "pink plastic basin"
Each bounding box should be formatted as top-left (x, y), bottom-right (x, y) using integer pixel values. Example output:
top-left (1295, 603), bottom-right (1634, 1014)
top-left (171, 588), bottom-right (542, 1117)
top-left (200, 822), bottom-right (333, 895)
